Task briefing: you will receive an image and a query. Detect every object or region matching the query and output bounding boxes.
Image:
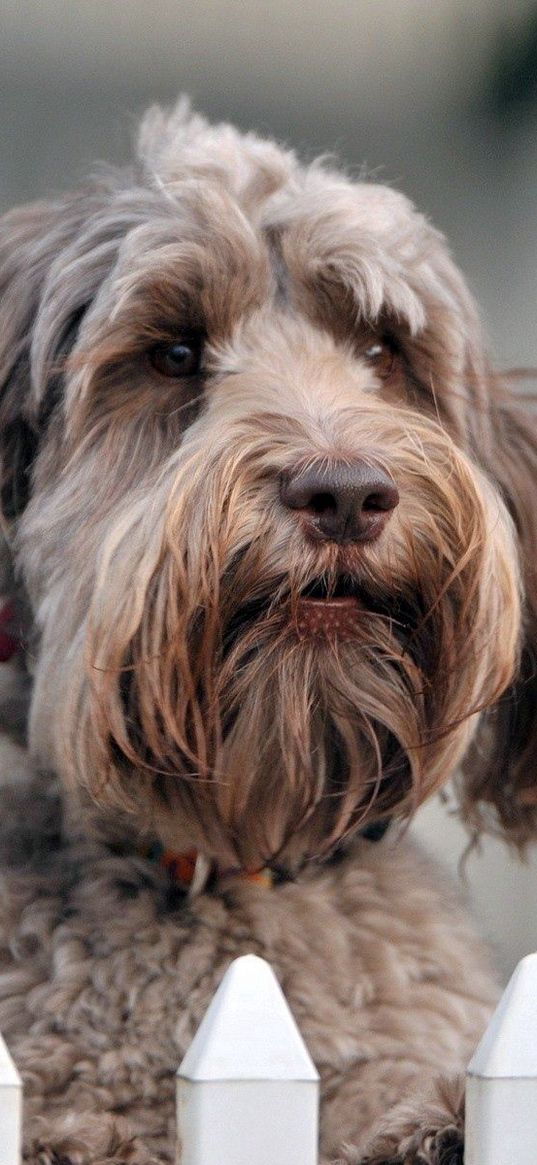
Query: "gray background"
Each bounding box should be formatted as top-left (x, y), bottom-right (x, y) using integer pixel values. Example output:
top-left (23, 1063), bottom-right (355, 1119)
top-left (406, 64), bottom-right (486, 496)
top-left (2, 0), bottom-right (537, 978)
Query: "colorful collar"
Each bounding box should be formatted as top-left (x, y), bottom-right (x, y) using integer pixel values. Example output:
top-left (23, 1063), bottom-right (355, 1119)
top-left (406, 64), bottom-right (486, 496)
top-left (143, 842), bottom-right (277, 895)
top-left (143, 819), bottom-right (391, 897)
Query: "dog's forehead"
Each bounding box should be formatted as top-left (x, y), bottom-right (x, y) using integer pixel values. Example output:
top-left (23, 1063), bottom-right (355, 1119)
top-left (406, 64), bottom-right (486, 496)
top-left (70, 113), bottom-right (425, 343)
top-left (139, 106), bottom-right (421, 247)
top-left (101, 163), bottom-right (429, 346)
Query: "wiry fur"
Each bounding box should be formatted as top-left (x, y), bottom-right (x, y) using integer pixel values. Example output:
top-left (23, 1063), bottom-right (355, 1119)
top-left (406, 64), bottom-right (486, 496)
top-left (0, 100), bottom-right (536, 1163)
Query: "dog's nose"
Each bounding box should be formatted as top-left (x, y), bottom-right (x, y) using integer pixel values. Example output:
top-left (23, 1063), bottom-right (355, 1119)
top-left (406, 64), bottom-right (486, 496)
top-left (280, 460), bottom-right (399, 543)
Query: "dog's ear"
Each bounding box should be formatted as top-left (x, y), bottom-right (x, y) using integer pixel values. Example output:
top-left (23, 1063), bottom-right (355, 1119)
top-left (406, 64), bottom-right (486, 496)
top-left (399, 239), bottom-right (537, 844)
top-left (0, 201), bottom-right (73, 522)
top-left (0, 203), bottom-right (50, 522)
top-left (456, 379), bottom-right (537, 846)
top-left (0, 198), bottom-right (93, 523)
top-left (0, 193), bottom-right (117, 526)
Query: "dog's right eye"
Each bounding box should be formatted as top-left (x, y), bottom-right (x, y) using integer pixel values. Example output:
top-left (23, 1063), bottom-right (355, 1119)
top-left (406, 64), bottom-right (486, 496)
top-left (149, 337), bottom-right (203, 378)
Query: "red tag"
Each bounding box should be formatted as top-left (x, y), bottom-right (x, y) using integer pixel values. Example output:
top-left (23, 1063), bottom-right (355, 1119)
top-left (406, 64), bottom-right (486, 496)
top-left (0, 602), bottom-right (18, 662)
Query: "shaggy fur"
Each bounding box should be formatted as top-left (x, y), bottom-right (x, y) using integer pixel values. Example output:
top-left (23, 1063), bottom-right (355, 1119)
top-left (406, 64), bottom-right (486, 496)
top-left (0, 100), bottom-right (536, 1163)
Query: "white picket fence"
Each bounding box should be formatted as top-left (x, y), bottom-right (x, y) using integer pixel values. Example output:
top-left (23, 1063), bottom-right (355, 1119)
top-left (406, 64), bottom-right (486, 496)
top-left (2, 951), bottom-right (537, 1165)
top-left (0, 1034), bottom-right (21, 1165)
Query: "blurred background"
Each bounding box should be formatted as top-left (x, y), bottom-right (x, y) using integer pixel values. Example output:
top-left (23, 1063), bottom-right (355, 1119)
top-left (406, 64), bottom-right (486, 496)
top-left (1, 0), bottom-right (537, 979)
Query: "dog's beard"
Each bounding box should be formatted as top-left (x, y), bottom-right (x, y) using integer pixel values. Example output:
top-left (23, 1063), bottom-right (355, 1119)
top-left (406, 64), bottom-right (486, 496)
top-left (30, 415), bottom-right (519, 871)
top-left (84, 544), bottom-right (507, 871)
top-left (213, 572), bottom-right (425, 866)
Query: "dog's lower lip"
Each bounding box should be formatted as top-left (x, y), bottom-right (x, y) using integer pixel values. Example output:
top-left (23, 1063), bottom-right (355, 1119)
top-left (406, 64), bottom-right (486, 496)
top-left (294, 594), bottom-right (362, 639)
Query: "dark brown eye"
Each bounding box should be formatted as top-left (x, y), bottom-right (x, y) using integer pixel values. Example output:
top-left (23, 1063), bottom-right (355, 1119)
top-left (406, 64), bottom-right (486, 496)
top-left (362, 336), bottom-right (397, 380)
top-left (149, 336), bottom-right (203, 378)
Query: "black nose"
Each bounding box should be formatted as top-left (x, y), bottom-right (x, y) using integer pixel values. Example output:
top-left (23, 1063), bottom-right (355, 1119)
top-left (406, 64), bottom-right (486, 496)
top-left (280, 460), bottom-right (399, 544)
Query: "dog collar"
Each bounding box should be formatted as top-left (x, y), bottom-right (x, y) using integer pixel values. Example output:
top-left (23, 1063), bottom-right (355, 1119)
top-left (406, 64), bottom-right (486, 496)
top-left (143, 820), bottom-right (391, 897)
top-left (143, 841), bottom-right (276, 895)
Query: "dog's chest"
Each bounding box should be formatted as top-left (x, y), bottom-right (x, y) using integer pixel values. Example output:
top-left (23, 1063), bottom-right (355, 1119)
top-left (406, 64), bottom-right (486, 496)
top-left (0, 811), bottom-right (495, 1158)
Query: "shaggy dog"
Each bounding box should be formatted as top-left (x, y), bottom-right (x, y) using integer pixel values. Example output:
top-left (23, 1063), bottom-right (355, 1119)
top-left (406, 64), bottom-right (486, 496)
top-left (0, 101), bottom-right (536, 1165)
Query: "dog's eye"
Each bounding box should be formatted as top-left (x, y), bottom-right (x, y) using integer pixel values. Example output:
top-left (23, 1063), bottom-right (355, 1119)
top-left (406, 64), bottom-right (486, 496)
top-left (149, 337), bottom-right (203, 378)
top-left (362, 338), bottom-right (396, 380)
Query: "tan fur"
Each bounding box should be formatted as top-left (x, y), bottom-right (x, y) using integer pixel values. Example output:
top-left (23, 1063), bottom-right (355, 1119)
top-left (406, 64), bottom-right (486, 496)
top-left (0, 100), bottom-right (536, 1163)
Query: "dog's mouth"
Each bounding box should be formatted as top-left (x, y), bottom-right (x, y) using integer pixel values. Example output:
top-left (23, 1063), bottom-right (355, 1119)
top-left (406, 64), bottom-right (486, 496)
top-left (299, 577), bottom-right (362, 604)
top-left (220, 565), bottom-right (426, 658)
top-left (223, 575), bottom-right (392, 647)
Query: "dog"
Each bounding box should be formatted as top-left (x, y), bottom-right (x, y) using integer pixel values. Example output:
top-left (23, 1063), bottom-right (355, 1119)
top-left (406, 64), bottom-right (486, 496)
top-left (0, 99), bottom-right (536, 1165)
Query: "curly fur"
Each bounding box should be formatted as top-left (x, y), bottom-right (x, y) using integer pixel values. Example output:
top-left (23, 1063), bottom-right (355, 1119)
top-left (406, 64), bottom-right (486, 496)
top-left (0, 100), bottom-right (536, 1162)
top-left (0, 772), bottom-right (492, 1165)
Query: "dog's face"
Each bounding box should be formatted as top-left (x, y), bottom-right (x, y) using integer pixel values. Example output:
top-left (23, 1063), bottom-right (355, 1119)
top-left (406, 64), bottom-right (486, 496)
top-left (1, 104), bottom-right (535, 869)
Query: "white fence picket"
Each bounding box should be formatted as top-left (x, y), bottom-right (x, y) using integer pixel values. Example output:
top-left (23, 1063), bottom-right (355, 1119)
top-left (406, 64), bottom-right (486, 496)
top-left (4, 947), bottom-right (537, 1165)
top-left (466, 951), bottom-right (537, 1164)
top-left (176, 954), bottom-right (319, 1165)
top-left (0, 1031), bottom-right (21, 1165)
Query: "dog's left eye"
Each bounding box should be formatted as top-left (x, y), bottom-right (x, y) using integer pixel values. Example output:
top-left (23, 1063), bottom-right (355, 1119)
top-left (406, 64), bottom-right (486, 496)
top-left (362, 338), bottom-right (396, 380)
top-left (149, 337), bottom-right (203, 378)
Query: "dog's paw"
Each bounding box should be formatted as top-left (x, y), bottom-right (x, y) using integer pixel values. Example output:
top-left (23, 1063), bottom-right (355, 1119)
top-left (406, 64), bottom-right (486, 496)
top-left (24, 1111), bottom-right (160, 1165)
top-left (361, 1123), bottom-right (464, 1164)
top-left (356, 1074), bottom-right (465, 1165)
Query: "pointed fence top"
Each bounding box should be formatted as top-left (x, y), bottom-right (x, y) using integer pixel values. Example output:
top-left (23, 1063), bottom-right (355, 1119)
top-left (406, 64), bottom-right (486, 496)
top-left (0, 1033), bottom-right (20, 1088)
top-left (468, 951), bottom-right (537, 1080)
top-left (178, 954), bottom-right (319, 1083)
